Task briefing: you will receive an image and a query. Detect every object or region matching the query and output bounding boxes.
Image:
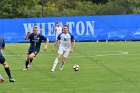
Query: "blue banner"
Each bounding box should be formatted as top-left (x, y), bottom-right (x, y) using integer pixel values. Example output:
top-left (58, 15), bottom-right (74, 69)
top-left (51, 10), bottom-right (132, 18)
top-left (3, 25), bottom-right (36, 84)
top-left (0, 15), bottom-right (140, 42)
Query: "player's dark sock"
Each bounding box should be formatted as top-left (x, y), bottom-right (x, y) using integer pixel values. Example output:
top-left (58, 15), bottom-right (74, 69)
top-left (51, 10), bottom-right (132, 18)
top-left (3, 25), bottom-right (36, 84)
top-left (25, 60), bottom-right (29, 69)
top-left (4, 67), bottom-right (12, 78)
top-left (30, 59), bottom-right (33, 64)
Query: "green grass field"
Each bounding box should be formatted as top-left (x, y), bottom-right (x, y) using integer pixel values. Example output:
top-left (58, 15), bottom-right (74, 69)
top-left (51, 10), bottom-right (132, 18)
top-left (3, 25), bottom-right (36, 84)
top-left (0, 42), bottom-right (140, 93)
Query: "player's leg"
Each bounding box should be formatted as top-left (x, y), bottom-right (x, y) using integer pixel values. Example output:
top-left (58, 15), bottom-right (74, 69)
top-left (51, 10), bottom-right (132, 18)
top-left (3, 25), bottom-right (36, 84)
top-left (51, 47), bottom-right (63, 71)
top-left (2, 62), bottom-right (15, 82)
top-left (24, 53), bottom-right (34, 70)
top-left (24, 50), bottom-right (38, 70)
top-left (28, 53), bottom-right (35, 62)
top-left (0, 52), bottom-right (15, 82)
top-left (60, 57), bottom-right (66, 71)
top-left (28, 50), bottom-right (39, 66)
top-left (28, 52), bottom-right (36, 59)
top-left (25, 54), bottom-right (30, 69)
top-left (27, 53), bottom-right (35, 68)
top-left (0, 54), bottom-right (5, 83)
top-left (51, 53), bottom-right (62, 72)
top-left (56, 35), bottom-right (60, 48)
top-left (60, 49), bottom-right (70, 71)
top-left (28, 58), bottom-right (33, 68)
top-left (25, 48), bottom-right (32, 70)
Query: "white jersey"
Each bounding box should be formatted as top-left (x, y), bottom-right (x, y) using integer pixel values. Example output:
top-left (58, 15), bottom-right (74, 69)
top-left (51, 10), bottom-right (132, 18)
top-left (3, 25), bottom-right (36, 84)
top-left (55, 26), bottom-right (62, 37)
top-left (57, 32), bottom-right (74, 49)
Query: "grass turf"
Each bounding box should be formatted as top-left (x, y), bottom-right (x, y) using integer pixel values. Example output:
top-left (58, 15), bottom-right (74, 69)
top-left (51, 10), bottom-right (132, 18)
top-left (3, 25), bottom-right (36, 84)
top-left (0, 42), bottom-right (140, 93)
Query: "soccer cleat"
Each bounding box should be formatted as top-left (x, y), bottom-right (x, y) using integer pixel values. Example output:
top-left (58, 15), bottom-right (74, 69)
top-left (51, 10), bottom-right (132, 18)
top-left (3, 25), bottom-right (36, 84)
top-left (0, 75), bottom-right (4, 83)
top-left (60, 64), bottom-right (64, 71)
top-left (0, 78), bottom-right (4, 83)
top-left (27, 62), bottom-right (32, 68)
top-left (23, 68), bottom-right (27, 71)
top-left (51, 69), bottom-right (54, 72)
top-left (9, 78), bottom-right (15, 82)
top-left (23, 68), bottom-right (29, 71)
top-left (59, 67), bottom-right (63, 71)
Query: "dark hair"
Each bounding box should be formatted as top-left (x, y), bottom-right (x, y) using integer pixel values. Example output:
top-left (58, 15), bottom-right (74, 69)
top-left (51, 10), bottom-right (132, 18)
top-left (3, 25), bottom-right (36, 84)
top-left (33, 26), bottom-right (38, 30)
top-left (63, 24), bottom-right (68, 28)
top-left (56, 21), bottom-right (60, 24)
top-left (34, 26), bottom-right (38, 29)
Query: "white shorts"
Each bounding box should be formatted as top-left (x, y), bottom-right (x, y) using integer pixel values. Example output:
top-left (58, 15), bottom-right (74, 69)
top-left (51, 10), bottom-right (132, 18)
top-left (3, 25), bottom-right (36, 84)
top-left (58, 47), bottom-right (70, 58)
top-left (56, 34), bottom-right (60, 40)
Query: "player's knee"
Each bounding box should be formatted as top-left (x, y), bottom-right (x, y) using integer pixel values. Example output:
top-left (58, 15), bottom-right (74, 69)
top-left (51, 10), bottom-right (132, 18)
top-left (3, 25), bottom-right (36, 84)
top-left (57, 56), bottom-right (61, 60)
top-left (62, 59), bottom-right (66, 63)
top-left (62, 57), bottom-right (66, 62)
top-left (28, 55), bottom-right (34, 59)
top-left (62, 60), bottom-right (65, 64)
top-left (2, 62), bottom-right (8, 68)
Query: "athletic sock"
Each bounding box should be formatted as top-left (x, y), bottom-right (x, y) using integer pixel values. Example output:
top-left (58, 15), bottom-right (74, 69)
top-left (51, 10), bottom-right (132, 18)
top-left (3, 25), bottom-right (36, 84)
top-left (52, 57), bottom-right (59, 70)
top-left (60, 62), bottom-right (64, 70)
top-left (0, 74), bottom-right (3, 79)
top-left (25, 60), bottom-right (29, 69)
top-left (29, 59), bottom-right (33, 66)
top-left (30, 59), bottom-right (33, 64)
top-left (5, 67), bottom-right (12, 78)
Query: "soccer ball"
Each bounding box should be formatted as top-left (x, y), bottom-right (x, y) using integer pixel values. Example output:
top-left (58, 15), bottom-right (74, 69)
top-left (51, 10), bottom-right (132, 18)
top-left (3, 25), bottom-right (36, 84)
top-left (73, 64), bottom-right (80, 71)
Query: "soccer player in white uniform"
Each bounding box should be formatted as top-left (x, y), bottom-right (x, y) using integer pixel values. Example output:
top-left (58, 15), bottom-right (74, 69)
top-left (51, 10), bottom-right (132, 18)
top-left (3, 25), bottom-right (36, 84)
top-left (51, 24), bottom-right (75, 71)
top-left (54, 21), bottom-right (62, 40)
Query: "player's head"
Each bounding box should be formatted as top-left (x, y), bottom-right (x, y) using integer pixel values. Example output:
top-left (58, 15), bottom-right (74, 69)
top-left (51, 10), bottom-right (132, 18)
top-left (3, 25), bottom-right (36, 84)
top-left (63, 24), bottom-right (68, 34)
top-left (56, 21), bottom-right (60, 27)
top-left (33, 26), bottom-right (38, 35)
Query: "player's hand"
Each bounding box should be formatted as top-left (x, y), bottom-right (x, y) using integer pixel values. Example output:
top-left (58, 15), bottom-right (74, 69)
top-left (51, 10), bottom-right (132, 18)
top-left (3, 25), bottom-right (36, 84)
top-left (54, 27), bottom-right (57, 30)
top-left (52, 47), bottom-right (55, 52)
top-left (44, 47), bottom-right (47, 51)
top-left (70, 48), bottom-right (73, 53)
top-left (27, 31), bottom-right (31, 35)
top-left (44, 45), bottom-right (48, 51)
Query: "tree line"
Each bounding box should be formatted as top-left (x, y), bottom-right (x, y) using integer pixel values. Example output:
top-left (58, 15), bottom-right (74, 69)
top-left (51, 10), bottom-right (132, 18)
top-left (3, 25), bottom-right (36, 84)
top-left (0, 0), bottom-right (140, 18)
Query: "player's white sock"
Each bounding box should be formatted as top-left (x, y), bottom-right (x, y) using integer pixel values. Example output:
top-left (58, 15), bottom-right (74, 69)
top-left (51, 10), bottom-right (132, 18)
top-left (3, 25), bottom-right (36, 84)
top-left (0, 75), bottom-right (2, 79)
top-left (52, 57), bottom-right (58, 71)
top-left (0, 75), bottom-right (3, 80)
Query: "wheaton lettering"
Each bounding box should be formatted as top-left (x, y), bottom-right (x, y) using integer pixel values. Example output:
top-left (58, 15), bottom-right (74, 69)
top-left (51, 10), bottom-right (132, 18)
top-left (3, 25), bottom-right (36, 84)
top-left (23, 21), bottom-right (95, 36)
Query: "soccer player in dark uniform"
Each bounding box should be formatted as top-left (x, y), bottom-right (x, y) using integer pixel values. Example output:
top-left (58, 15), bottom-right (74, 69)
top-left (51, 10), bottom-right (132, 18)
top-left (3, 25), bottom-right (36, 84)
top-left (0, 37), bottom-right (15, 82)
top-left (24, 26), bottom-right (49, 70)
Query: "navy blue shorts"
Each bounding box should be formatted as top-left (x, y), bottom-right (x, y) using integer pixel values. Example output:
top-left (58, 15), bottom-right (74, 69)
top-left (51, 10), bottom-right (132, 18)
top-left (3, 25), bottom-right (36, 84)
top-left (0, 52), bottom-right (5, 64)
top-left (28, 46), bottom-right (40, 56)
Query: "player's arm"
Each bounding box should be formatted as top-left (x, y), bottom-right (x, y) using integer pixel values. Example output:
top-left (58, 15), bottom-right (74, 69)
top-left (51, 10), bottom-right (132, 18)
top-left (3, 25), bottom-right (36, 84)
top-left (70, 40), bottom-right (75, 52)
top-left (70, 35), bottom-right (75, 52)
top-left (2, 39), bottom-right (5, 49)
top-left (44, 38), bottom-right (49, 51)
top-left (52, 40), bottom-right (59, 52)
top-left (24, 31), bottom-right (30, 40)
top-left (52, 34), bottom-right (61, 52)
top-left (54, 27), bottom-right (57, 31)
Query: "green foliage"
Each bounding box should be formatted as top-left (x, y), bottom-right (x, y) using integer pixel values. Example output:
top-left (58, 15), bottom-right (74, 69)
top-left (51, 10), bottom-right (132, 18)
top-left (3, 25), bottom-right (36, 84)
top-left (0, 0), bottom-right (140, 18)
top-left (95, 1), bottom-right (126, 15)
top-left (129, 0), bottom-right (140, 14)
top-left (44, 2), bottom-right (59, 17)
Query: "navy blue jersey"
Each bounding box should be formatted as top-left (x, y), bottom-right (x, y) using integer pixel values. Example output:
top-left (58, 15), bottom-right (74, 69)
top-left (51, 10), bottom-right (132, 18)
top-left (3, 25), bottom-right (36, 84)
top-left (0, 37), bottom-right (5, 49)
top-left (28, 33), bottom-right (47, 50)
top-left (0, 37), bottom-right (5, 63)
